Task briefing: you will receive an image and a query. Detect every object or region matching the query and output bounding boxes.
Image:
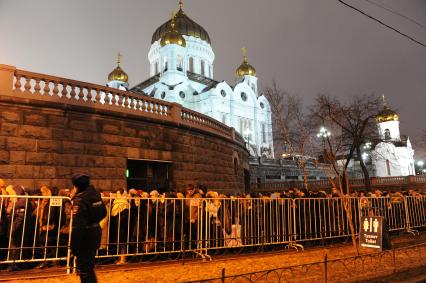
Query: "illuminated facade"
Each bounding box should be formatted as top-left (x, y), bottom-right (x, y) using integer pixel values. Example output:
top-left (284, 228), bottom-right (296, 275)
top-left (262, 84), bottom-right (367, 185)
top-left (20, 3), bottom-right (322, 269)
top-left (107, 1), bottom-right (274, 158)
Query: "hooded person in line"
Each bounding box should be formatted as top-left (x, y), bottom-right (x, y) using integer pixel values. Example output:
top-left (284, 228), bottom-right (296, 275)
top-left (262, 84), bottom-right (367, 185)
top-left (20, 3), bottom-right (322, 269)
top-left (70, 174), bottom-right (106, 283)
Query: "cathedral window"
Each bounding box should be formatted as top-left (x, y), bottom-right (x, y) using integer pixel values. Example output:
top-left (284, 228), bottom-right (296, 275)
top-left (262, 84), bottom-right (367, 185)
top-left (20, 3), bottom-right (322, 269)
top-left (163, 56), bottom-right (168, 72)
top-left (384, 129), bottom-right (391, 140)
top-left (177, 55), bottom-right (183, 71)
top-left (161, 91), bottom-right (166, 99)
top-left (386, 160), bottom-right (391, 176)
top-left (189, 57), bottom-right (194, 72)
top-left (241, 92), bottom-right (247, 101)
top-left (260, 102), bottom-right (264, 109)
top-left (221, 89), bottom-right (226, 97)
top-left (179, 91), bottom-right (185, 99)
top-left (262, 123), bottom-right (266, 143)
top-left (201, 60), bottom-right (205, 76)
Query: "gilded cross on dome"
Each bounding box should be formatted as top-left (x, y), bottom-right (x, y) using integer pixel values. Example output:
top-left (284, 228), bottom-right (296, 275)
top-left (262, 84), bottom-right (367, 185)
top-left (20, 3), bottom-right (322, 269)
top-left (117, 52), bottom-right (122, 66)
top-left (381, 94), bottom-right (388, 108)
top-left (242, 47), bottom-right (247, 63)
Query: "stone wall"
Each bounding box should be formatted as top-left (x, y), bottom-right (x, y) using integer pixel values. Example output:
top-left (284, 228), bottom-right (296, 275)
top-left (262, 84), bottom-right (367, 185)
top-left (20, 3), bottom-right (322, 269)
top-left (0, 96), bottom-right (248, 193)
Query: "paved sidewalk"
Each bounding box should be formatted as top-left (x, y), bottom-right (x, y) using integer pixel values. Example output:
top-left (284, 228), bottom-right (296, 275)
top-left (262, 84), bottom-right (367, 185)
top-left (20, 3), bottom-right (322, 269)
top-left (1, 233), bottom-right (425, 283)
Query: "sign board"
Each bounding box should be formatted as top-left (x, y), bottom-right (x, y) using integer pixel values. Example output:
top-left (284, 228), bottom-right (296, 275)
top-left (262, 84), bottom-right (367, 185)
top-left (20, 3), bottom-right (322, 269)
top-left (360, 216), bottom-right (383, 250)
top-left (49, 198), bottom-right (63, 207)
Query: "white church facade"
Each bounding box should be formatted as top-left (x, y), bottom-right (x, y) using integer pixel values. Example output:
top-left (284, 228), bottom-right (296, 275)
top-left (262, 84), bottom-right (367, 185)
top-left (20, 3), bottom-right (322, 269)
top-left (107, 1), bottom-right (274, 158)
top-left (371, 102), bottom-right (415, 177)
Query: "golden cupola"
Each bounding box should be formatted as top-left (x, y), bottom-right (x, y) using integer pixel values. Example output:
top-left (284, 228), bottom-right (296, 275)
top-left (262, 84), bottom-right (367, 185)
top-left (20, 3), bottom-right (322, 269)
top-left (153, 0), bottom-right (210, 45)
top-left (108, 52), bottom-right (129, 83)
top-left (160, 12), bottom-right (186, 47)
top-left (376, 95), bottom-right (399, 123)
top-left (236, 47), bottom-right (256, 77)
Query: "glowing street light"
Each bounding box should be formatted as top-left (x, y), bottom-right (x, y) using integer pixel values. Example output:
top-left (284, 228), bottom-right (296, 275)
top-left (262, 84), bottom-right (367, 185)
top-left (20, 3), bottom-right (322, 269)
top-left (316, 126), bottom-right (331, 138)
top-left (362, 152), bottom-right (369, 161)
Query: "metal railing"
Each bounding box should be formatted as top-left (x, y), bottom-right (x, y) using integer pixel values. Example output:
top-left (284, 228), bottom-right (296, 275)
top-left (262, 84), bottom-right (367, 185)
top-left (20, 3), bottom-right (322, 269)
top-left (0, 195), bottom-right (73, 272)
top-left (0, 195), bottom-right (425, 273)
top-left (187, 242), bottom-right (426, 282)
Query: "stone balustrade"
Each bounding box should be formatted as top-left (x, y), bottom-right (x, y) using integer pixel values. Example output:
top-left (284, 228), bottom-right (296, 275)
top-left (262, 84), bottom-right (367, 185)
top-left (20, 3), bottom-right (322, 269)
top-left (0, 64), bottom-right (243, 146)
top-left (254, 175), bottom-right (426, 192)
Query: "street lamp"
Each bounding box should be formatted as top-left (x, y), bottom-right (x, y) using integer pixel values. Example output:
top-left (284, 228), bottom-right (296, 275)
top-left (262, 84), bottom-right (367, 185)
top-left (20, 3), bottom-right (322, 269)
top-left (316, 126), bottom-right (331, 139)
top-left (362, 152), bottom-right (369, 161)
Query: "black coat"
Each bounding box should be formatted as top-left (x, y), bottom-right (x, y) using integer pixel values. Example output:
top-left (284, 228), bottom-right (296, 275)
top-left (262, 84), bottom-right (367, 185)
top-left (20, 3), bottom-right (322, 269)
top-left (71, 186), bottom-right (106, 256)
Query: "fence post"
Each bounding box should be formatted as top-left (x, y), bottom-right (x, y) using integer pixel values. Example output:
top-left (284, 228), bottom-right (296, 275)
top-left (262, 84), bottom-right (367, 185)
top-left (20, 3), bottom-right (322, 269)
top-left (324, 254), bottom-right (328, 283)
top-left (66, 197), bottom-right (74, 275)
top-left (0, 64), bottom-right (16, 96)
top-left (182, 235), bottom-right (186, 265)
top-left (222, 268), bottom-right (226, 283)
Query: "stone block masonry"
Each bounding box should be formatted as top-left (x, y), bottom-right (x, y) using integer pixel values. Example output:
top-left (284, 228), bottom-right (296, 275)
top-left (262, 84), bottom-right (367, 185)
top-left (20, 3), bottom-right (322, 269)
top-left (0, 96), bottom-right (248, 193)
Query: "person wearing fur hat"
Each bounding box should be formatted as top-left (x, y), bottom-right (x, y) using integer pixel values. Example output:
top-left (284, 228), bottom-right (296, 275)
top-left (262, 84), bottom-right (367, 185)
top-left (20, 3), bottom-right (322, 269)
top-left (71, 174), bottom-right (106, 283)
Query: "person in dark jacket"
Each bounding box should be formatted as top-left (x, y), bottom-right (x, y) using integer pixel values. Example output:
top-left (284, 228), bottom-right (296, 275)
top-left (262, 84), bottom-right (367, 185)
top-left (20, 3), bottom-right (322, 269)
top-left (71, 174), bottom-right (106, 283)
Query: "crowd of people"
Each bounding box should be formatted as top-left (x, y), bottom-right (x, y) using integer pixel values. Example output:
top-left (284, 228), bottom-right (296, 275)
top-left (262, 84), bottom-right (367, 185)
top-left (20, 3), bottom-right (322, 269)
top-left (0, 178), bottom-right (425, 272)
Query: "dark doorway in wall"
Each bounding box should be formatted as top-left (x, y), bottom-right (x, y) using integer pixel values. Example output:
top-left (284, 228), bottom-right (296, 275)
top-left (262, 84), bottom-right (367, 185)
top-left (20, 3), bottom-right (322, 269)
top-left (126, 159), bottom-right (173, 193)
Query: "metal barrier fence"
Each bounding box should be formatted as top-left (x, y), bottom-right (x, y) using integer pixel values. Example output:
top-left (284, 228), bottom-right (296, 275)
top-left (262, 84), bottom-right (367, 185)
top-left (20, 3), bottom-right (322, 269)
top-left (0, 195), bottom-right (73, 272)
top-left (0, 195), bottom-right (425, 271)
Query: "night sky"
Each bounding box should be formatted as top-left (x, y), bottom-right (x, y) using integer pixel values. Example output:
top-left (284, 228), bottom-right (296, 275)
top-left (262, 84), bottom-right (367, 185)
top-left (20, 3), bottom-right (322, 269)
top-left (0, 0), bottom-right (425, 158)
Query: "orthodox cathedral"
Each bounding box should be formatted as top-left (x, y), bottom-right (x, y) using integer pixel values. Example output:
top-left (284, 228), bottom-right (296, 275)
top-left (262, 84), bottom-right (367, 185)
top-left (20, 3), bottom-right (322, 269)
top-left (371, 98), bottom-right (415, 177)
top-left (107, 1), bottom-right (274, 158)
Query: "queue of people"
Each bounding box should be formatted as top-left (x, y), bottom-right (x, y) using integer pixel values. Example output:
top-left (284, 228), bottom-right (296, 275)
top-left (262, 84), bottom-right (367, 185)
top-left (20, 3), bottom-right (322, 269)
top-left (0, 177), bottom-right (425, 274)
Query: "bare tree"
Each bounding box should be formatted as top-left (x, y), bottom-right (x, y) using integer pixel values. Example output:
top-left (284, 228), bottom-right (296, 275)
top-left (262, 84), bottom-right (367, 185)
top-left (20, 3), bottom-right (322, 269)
top-left (264, 80), bottom-right (315, 188)
top-left (311, 94), bottom-right (380, 191)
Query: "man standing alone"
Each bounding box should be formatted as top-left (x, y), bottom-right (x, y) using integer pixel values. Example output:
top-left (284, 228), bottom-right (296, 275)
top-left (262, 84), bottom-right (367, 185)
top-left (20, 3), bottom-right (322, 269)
top-left (71, 174), bottom-right (106, 283)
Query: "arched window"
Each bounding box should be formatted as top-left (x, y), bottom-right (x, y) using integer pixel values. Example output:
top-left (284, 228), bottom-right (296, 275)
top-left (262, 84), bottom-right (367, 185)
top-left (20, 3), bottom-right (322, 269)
top-left (221, 89), bottom-right (226, 97)
top-left (201, 60), bottom-right (205, 76)
top-left (179, 91), bottom-right (185, 99)
top-left (161, 91), bottom-right (166, 99)
top-left (177, 55), bottom-right (183, 71)
top-left (241, 92), bottom-right (247, 101)
top-left (163, 56), bottom-right (168, 72)
top-left (386, 160), bottom-right (391, 176)
top-left (155, 61), bottom-right (159, 74)
top-left (189, 57), bottom-right (194, 72)
top-left (384, 129), bottom-right (391, 140)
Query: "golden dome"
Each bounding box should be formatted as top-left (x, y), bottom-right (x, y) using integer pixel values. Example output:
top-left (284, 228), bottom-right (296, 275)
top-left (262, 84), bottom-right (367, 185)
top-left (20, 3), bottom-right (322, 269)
top-left (152, 1), bottom-right (211, 45)
top-left (160, 12), bottom-right (186, 47)
top-left (376, 95), bottom-right (399, 123)
top-left (236, 47), bottom-right (256, 77)
top-left (376, 106), bottom-right (399, 123)
top-left (108, 52), bottom-right (128, 83)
